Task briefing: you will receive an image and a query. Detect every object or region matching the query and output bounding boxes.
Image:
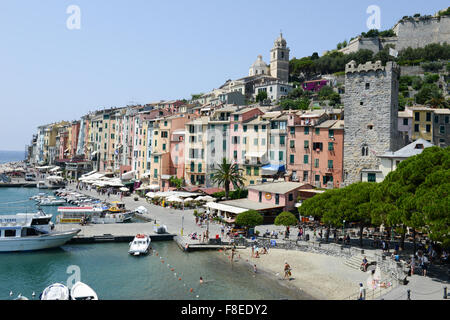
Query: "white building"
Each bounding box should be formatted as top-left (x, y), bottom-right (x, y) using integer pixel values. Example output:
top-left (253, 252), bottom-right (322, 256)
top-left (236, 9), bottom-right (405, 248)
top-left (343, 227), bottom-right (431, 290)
top-left (254, 80), bottom-right (293, 101)
top-left (361, 139), bottom-right (434, 183)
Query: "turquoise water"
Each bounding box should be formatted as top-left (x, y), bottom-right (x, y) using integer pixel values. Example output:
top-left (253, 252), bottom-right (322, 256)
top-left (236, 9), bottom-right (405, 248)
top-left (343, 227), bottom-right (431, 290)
top-left (0, 188), bottom-right (305, 300)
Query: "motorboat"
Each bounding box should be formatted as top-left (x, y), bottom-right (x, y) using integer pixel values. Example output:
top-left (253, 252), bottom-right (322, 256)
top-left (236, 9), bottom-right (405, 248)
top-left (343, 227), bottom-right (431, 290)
top-left (70, 282), bottom-right (98, 300)
top-left (40, 283), bottom-right (70, 300)
top-left (128, 234), bottom-right (151, 256)
top-left (38, 198), bottom-right (66, 206)
top-left (153, 225), bottom-right (168, 234)
top-left (0, 211), bottom-right (80, 252)
top-left (37, 181), bottom-right (48, 189)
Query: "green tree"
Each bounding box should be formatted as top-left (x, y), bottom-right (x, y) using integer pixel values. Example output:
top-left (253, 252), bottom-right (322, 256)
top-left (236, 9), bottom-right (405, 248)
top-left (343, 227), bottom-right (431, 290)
top-left (415, 83), bottom-right (441, 105)
top-left (169, 176), bottom-right (184, 190)
top-left (275, 211), bottom-right (298, 235)
top-left (235, 210), bottom-right (264, 233)
top-left (211, 158), bottom-right (245, 200)
top-left (256, 91), bottom-right (268, 103)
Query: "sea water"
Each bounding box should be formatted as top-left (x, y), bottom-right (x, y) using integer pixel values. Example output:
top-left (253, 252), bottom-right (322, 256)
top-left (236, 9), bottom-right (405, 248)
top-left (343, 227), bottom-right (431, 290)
top-left (0, 151), bottom-right (25, 164)
top-left (0, 188), bottom-right (306, 300)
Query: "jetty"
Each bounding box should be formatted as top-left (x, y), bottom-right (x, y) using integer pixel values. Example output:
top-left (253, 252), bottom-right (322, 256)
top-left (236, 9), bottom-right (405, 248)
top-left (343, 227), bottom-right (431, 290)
top-left (174, 235), bottom-right (246, 252)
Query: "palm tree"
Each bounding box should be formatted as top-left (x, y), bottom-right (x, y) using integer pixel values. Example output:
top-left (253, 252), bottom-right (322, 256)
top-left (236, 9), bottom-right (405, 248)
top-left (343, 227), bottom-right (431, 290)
top-left (211, 158), bottom-right (245, 199)
top-left (426, 91), bottom-right (447, 108)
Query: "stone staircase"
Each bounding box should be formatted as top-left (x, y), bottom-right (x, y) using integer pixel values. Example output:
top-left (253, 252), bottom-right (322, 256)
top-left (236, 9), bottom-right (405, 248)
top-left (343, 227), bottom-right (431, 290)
top-left (344, 254), bottom-right (377, 271)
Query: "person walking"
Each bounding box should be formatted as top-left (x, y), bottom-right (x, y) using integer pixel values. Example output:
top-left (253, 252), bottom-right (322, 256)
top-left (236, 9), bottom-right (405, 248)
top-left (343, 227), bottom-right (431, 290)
top-left (358, 283), bottom-right (365, 300)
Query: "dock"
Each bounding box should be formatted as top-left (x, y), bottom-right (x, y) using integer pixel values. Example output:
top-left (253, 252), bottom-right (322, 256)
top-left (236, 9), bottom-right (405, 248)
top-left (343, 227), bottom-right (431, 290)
top-left (174, 235), bottom-right (246, 252)
top-left (0, 182), bottom-right (37, 188)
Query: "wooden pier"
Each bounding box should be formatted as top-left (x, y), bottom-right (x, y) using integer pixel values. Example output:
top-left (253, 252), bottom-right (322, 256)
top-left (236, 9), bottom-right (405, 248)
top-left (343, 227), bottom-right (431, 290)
top-left (68, 233), bottom-right (175, 244)
top-left (174, 235), bottom-right (246, 252)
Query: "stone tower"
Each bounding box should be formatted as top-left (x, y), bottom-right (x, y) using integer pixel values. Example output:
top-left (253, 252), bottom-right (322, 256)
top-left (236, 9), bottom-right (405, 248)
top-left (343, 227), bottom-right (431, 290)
top-left (343, 60), bottom-right (403, 185)
top-left (270, 33), bottom-right (290, 82)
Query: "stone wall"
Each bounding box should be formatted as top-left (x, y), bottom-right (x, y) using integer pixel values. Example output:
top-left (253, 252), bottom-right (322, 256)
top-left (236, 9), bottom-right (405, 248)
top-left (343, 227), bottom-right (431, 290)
top-left (343, 61), bottom-right (402, 185)
top-left (393, 16), bottom-right (450, 51)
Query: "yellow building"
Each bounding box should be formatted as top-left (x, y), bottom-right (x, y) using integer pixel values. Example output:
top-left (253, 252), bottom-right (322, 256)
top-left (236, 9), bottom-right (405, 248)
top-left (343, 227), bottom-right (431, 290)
top-left (411, 106), bottom-right (434, 143)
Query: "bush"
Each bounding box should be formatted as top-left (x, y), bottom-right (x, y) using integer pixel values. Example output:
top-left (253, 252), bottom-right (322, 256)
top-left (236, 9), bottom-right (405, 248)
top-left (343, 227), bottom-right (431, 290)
top-left (274, 211), bottom-right (298, 227)
top-left (235, 210), bottom-right (263, 228)
top-left (424, 73), bottom-right (440, 84)
top-left (421, 62), bottom-right (443, 72)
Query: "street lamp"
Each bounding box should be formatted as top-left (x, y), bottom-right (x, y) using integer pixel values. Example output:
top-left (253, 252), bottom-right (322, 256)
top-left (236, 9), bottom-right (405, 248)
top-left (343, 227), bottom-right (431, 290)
top-left (343, 220), bottom-right (346, 240)
top-left (181, 214), bottom-right (184, 236)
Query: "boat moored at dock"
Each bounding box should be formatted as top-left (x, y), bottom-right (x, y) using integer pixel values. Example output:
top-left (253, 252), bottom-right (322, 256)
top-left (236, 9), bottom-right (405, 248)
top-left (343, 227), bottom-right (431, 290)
top-left (0, 211), bottom-right (80, 252)
top-left (128, 234), bottom-right (151, 256)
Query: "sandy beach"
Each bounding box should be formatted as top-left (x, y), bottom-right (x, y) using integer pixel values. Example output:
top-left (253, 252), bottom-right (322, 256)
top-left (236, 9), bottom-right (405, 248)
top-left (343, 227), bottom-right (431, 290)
top-left (222, 247), bottom-right (369, 300)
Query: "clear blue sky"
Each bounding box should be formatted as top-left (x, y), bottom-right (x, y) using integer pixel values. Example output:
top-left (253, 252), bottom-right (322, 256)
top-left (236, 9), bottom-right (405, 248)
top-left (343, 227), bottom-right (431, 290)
top-left (0, 0), bottom-right (448, 151)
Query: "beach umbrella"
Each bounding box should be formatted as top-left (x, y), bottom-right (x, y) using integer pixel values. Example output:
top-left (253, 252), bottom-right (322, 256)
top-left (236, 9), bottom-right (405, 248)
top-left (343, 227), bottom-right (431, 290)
top-left (184, 198), bottom-right (194, 202)
top-left (120, 187), bottom-right (129, 192)
top-left (166, 196), bottom-right (183, 203)
top-left (146, 192), bottom-right (157, 198)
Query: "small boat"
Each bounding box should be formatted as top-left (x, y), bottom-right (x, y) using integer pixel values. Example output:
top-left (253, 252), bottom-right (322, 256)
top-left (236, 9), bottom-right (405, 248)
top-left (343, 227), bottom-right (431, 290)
top-left (70, 282), bottom-right (98, 300)
top-left (37, 181), bottom-right (48, 189)
top-left (153, 225), bottom-right (168, 234)
top-left (128, 234), bottom-right (151, 256)
top-left (40, 283), bottom-right (70, 300)
top-left (38, 199), bottom-right (66, 206)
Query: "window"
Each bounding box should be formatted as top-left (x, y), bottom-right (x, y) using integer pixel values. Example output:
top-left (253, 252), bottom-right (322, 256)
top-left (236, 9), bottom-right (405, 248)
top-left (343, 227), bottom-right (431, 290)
top-left (313, 142), bottom-right (323, 151)
top-left (190, 162), bottom-right (195, 172)
top-left (232, 136), bottom-right (240, 144)
top-left (246, 167), bottom-right (251, 175)
top-left (154, 156), bottom-right (159, 163)
top-left (328, 160), bottom-right (333, 169)
top-left (304, 140), bottom-right (309, 148)
top-left (233, 150), bottom-right (238, 159)
top-left (362, 146), bottom-right (369, 157)
top-left (270, 136), bottom-right (275, 145)
top-left (315, 128), bottom-right (320, 135)
top-left (328, 142), bottom-right (334, 151)
top-left (154, 168), bottom-right (158, 177)
top-left (403, 118), bottom-right (409, 126)
top-left (414, 124), bottom-right (419, 132)
top-left (329, 129), bottom-right (334, 138)
top-left (254, 138), bottom-right (258, 146)
top-left (198, 163), bottom-right (202, 173)
top-left (426, 124), bottom-right (431, 133)
top-left (426, 112), bottom-right (431, 122)
top-left (234, 115), bottom-right (239, 121)
top-left (254, 167), bottom-right (259, 176)
top-left (446, 116), bottom-right (449, 124)
top-left (270, 151), bottom-right (274, 160)
top-left (279, 151), bottom-right (284, 161)
top-left (415, 112), bottom-right (420, 121)
top-left (304, 127), bottom-right (309, 135)
top-left (259, 192), bottom-right (262, 202)
top-left (435, 115), bottom-right (439, 123)
top-left (315, 175), bottom-right (320, 182)
top-left (161, 131), bottom-right (168, 138)
top-left (163, 144), bottom-right (166, 151)
top-left (365, 83), bottom-right (370, 90)
top-left (288, 193), bottom-right (293, 202)
top-left (290, 140), bottom-right (295, 148)
top-left (290, 154), bottom-right (295, 164)
top-left (368, 173), bottom-right (376, 182)
top-left (254, 125), bottom-right (258, 132)
top-left (243, 125), bottom-right (247, 132)
top-left (290, 127), bottom-right (295, 135)
top-left (234, 124), bottom-right (238, 132)
top-left (304, 155), bottom-right (309, 164)
top-left (280, 136), bottom-right (285, 145)
top-left (243, 137), bottom-right (247, 144)
top-left (4, 229), bottom-right (16, 237)
top-left (262, 125), bottom-right (266, 131)
top-left (261, 138), bottom-right (266, 146)
top-left (275, 194), bottom-right (280, 205)
top-left (303, 171), bottom-right (308, 182)
top-left (440, 125), bottom-right (445, 134)
top-left (314, 159), bottom-right (319, 168)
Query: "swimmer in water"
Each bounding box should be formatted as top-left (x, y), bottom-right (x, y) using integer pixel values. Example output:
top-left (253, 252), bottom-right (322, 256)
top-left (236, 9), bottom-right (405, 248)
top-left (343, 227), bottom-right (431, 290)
top-left (199, 277), bottom-right (204, 284)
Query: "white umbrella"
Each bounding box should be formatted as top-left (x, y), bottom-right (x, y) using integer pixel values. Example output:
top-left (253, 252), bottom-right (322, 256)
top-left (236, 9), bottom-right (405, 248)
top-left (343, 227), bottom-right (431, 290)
top-left (166, 196), bottom-right (183, 203)
top-left (184, 197), bottom-right (194, 202)
top-left (146, 192), bottom-right (157, 198)
top-left (120, 187), bottom-right (129, 192)
top-left (195, 196), bottom-right (205, 201)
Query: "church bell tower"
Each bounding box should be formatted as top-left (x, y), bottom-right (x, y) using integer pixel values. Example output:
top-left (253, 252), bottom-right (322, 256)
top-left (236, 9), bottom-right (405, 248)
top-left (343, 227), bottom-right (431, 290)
top-left (270, 33), bottom-right (290, 82)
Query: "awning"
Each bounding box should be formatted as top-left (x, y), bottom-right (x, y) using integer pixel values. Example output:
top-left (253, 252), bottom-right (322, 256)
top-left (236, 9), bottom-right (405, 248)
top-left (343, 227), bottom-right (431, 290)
top-left (245, 151), bottom-right (266, 158)
top-left (203, 202), bottom-right (247, 215)
top-left (121, 171), bottom-right (135, 180)
top-left (148, 185), bottom-right (160, 191)
top-left (161, 175), bottom-right (172, 180)
top-left (262, 164), bottom-right (285, 175)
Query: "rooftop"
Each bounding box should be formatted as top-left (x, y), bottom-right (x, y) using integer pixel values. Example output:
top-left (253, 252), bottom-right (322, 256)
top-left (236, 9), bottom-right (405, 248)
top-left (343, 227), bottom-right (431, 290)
top-left (220, 199), bottom-right (284, 211)
top-left (379, 138), bottom-right (434, 159)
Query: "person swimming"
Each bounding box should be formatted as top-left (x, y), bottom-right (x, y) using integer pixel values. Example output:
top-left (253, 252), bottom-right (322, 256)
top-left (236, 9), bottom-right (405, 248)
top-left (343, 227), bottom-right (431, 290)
top-left (200, 277), bottom-right (204, 284)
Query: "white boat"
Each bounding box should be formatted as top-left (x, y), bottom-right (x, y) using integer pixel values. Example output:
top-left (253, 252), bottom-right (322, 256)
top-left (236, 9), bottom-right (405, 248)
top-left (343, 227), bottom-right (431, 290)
top-left (40, 283), bottom-right (70, 300)
top-left (0, 211), bottom-right (80, 252)
top-left (38, 198), bottom-right (66, 206)
top-left (37, 181), bottom-right (48, 189)
top-left (128, 234), bottom-right (151, 256)
top-left (70, 282), bottom-right (98, 300)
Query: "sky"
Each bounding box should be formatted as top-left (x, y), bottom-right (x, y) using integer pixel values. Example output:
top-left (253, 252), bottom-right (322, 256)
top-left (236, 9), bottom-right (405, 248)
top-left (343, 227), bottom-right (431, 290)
top-left (0, 0), bottom-right (448, 151)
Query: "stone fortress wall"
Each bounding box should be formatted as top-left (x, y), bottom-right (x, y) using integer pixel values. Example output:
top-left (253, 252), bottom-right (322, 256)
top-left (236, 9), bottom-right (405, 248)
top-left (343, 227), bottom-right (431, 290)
top-left (339, 15), bottom-right (450, 55)
top-left (343, 61), bottom-right (402, 185)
